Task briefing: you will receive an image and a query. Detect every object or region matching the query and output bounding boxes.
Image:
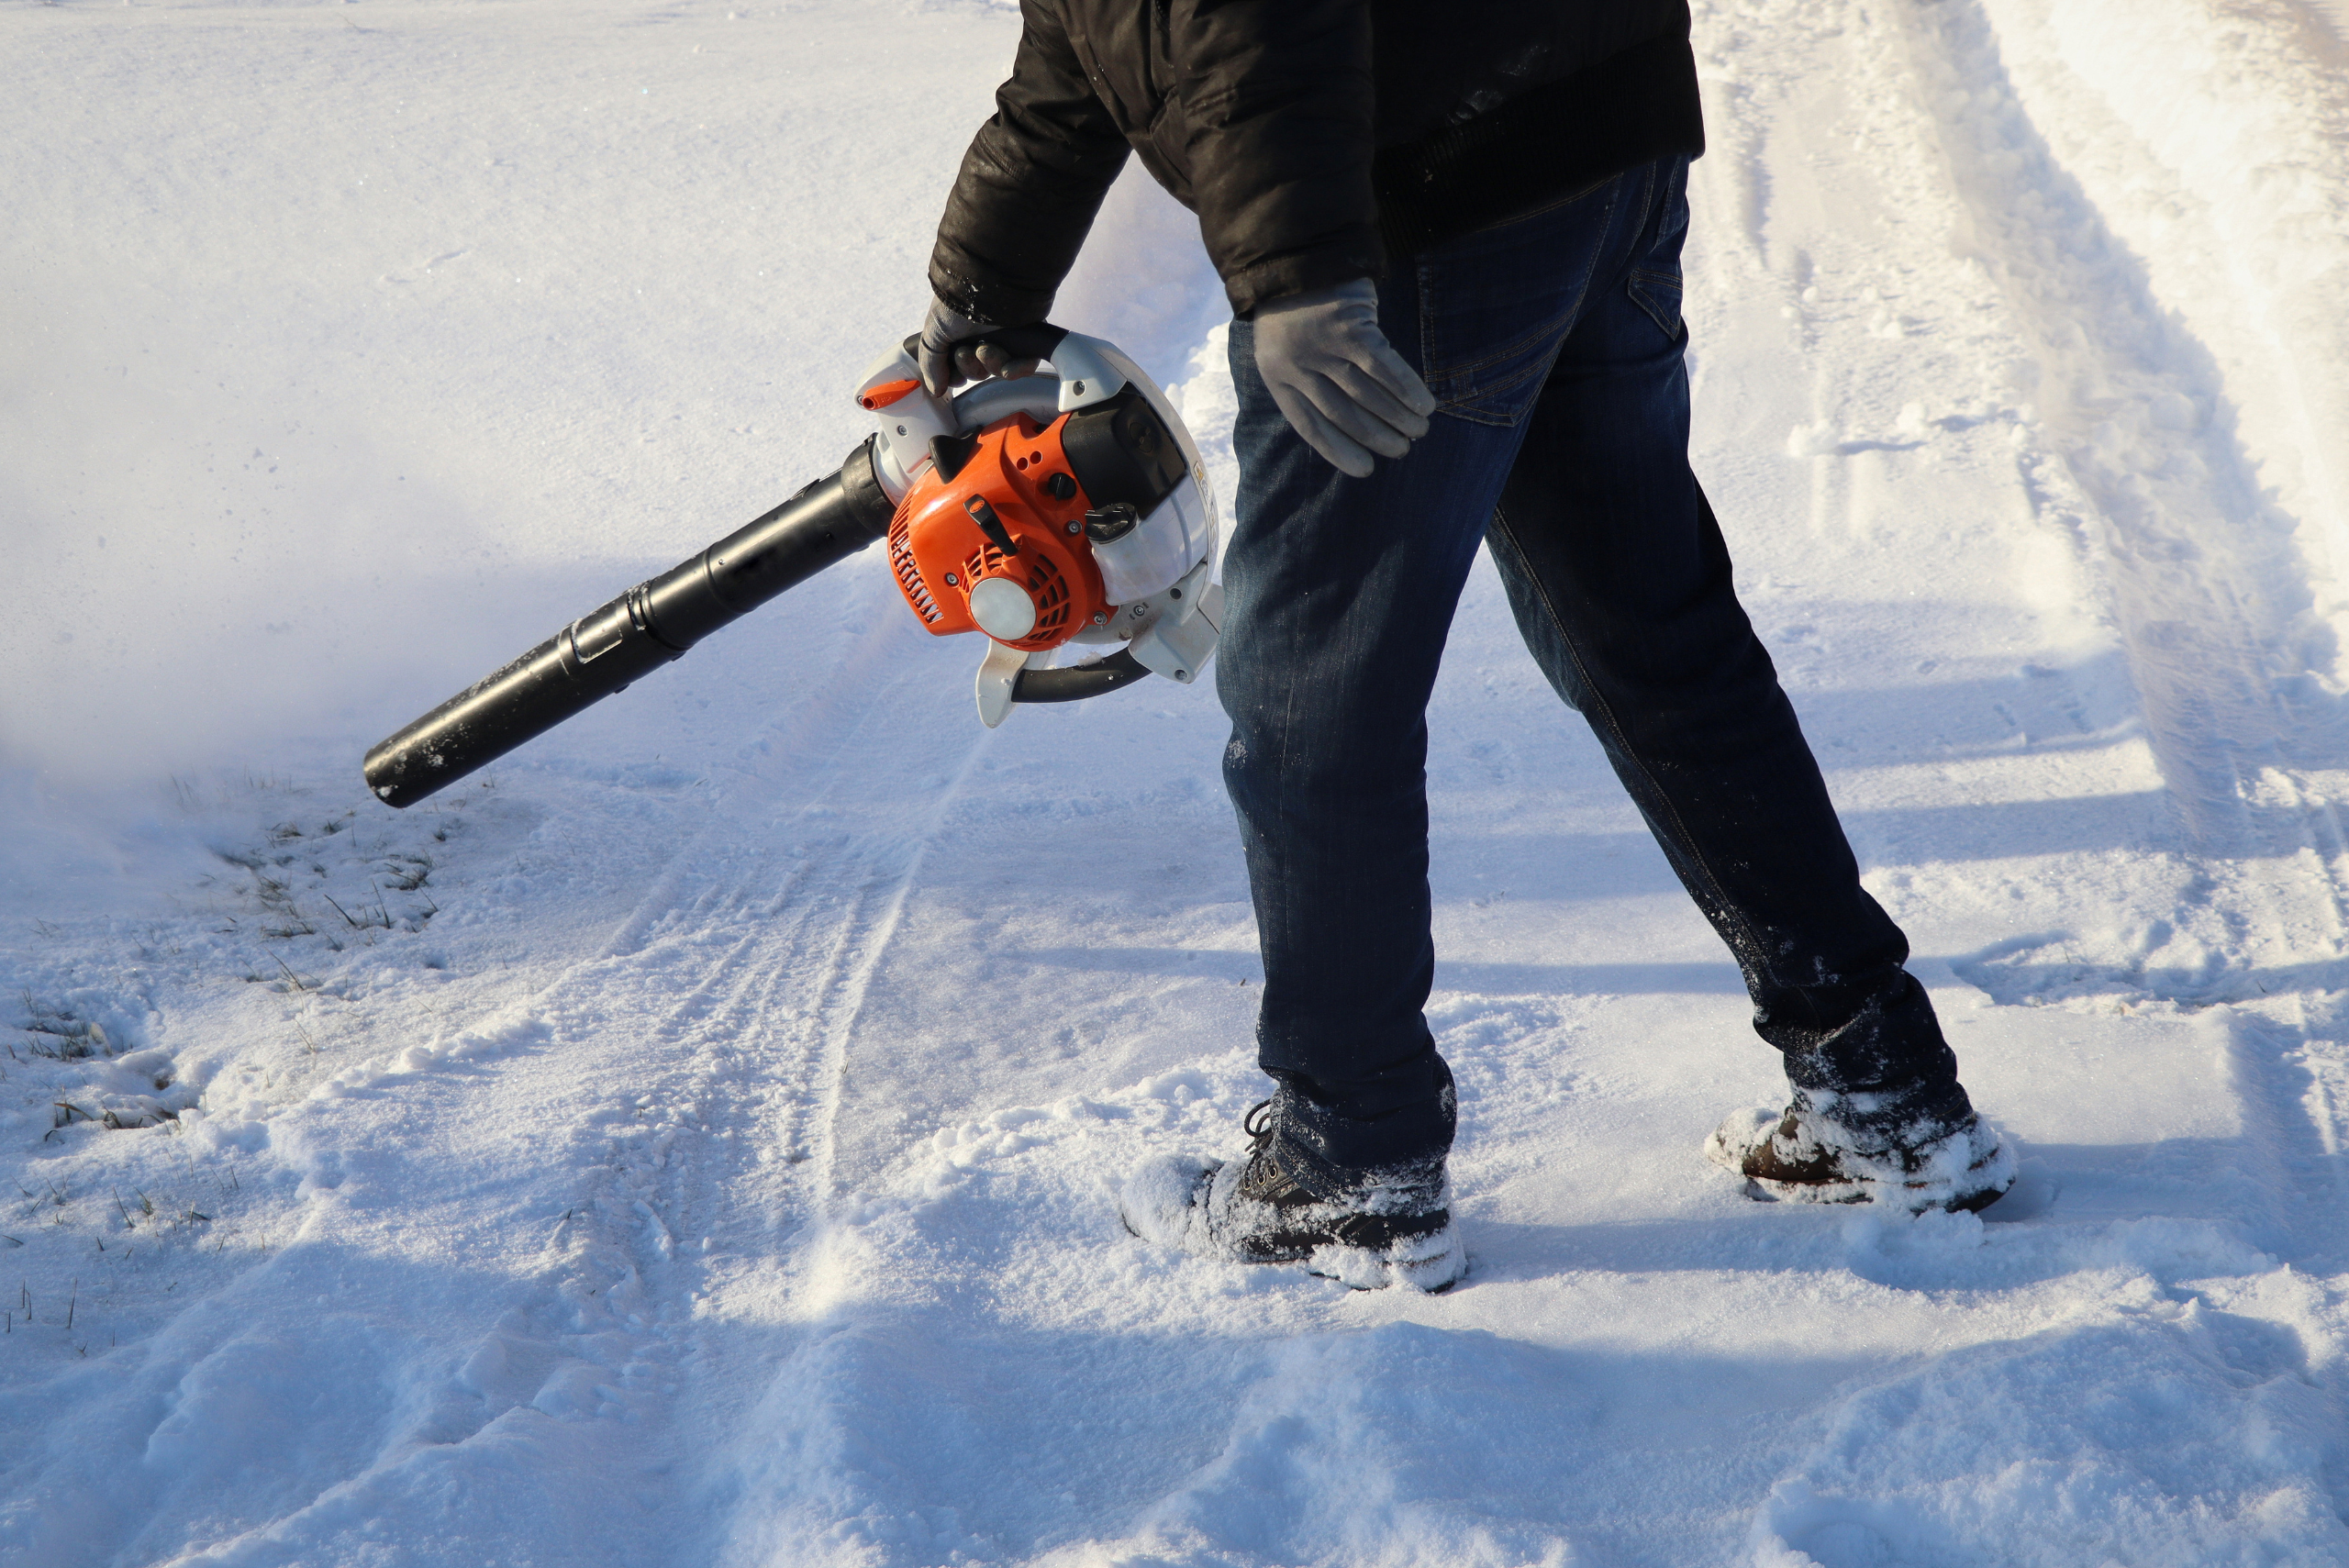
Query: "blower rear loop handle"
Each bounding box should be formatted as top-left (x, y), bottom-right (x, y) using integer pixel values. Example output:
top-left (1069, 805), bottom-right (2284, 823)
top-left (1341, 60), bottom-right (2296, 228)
top-left (901, 321), bottom-right (1072, 377)
top-left (969, 322), bottom-right (1070, 366)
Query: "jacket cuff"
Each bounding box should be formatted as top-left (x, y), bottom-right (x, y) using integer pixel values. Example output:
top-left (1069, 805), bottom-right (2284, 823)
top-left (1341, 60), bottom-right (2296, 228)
top-left (1222, 238), bottom-right (1386, 318)
top-left (927, 264), bottom-right (1043, 331)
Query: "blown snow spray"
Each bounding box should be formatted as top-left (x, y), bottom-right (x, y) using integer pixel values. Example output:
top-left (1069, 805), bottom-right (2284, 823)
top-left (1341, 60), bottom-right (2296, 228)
top-left (362, 326), bottom-right (1221, 808)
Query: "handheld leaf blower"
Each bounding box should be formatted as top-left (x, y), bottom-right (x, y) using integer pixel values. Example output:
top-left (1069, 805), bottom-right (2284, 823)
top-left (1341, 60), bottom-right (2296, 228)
top-left (362, 326), bottom-right (1223, 808)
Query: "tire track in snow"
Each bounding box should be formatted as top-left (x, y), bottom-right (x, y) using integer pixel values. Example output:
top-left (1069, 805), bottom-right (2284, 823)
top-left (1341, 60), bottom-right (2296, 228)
top-left (459, 554), bottom-right (957, 1251)
top-left (696, 726), bottom-right (1037, 1568)
top-left (1871, 6), bottom-right (2349, 1529)
top-left (95, 568), bottom-right (996, 1566)
top-left (1898, 0), bottom-right (2349, 1221)
top-left (800, 734), bottom-right (998, 1217)
top-left (437, 591), bottom-right (1019, 1530)
top-left (1673, 6), bottom-right (2349, 1558)
top-left (387, 544), bottom-right (1018, 1562)
top-left (1903, 0), bottom-right (2321, 853)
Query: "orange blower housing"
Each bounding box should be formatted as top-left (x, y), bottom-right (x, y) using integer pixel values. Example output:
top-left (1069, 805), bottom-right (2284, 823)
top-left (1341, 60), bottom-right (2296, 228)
top-left (888, 410), bottom-right (1106, 652)
top-left (886, 387), bottom-right (1190, 655)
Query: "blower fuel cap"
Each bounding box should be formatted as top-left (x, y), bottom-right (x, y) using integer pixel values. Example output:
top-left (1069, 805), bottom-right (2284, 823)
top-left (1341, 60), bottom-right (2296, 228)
top-left (967, 576), bottom-right (1039, 641)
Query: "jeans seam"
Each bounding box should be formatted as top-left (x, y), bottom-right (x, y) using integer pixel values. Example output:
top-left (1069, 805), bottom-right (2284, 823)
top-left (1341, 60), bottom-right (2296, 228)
top-left (1420, 197), bottom-right (1620, 428)
top-left (1419, 183), bottom-right (1621, 394)
top-left (1486, 502), bottom-right (1775, 978)
top-left (1436, 352), bottom-right (1562, 418)
top-left (1478, 161), bottom-right (1764, 958)
top-left (1429, 303), bottom-right (1584, 384)
top-left (1457, 172), bottom-right (1623, 240)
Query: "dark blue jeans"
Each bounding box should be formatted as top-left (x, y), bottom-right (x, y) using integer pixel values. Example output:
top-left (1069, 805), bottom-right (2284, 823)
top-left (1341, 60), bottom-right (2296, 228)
top-left (1218, 157), bottom-right (1972, 1173)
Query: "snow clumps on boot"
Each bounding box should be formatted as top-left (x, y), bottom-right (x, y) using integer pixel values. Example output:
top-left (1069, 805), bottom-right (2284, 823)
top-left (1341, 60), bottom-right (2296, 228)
top-left (1119, 1100), bottom-right (1464, 1292)
top-left (1707, 1092), bottom-right (2016, 1213)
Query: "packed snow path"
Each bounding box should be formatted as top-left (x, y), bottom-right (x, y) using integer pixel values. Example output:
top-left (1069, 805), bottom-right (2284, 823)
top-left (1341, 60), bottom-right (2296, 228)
top-left (6, 0), bottom-right (2349, 1562)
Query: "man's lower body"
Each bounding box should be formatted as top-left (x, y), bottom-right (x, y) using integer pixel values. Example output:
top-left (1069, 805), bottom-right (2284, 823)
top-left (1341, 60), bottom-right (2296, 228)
top-left (1120, 157), bottom-right (2010, 1289)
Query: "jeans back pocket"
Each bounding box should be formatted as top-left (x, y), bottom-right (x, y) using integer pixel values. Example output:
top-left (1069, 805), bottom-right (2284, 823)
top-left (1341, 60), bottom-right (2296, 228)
top-left (1414, 178), bottom-right (1627, 429)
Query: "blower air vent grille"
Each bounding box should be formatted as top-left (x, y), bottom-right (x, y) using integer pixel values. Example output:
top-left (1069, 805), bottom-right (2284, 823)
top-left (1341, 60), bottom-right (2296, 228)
top-left (889, 514), bottom-right (942, 625)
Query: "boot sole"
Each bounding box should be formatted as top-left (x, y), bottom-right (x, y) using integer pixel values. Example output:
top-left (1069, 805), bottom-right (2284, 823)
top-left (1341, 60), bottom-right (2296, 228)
top-left (1119, 1173), bottom-right (1466, 1292)
top-left (1742, 1144), bottom-right (2017, 1214)
top-left (1304, 1225), bottom-right (1466, 1293)
top-left (1709, 1106), bottom-right (2019, 1215)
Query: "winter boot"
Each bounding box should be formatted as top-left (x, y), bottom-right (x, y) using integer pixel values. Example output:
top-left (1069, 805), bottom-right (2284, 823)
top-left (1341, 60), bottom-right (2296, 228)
top-left (1707, 1093), bottom-right (2016, 1213)
top-left (1119, 1099), bottom-right (1464, 1292)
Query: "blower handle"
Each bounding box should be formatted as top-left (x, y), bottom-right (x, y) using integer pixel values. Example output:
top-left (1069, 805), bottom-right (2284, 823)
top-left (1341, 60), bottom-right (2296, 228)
top-left (969, 322), bottom-right (1069, 365)
top-left (901, 321), bottom-right (1072, 377)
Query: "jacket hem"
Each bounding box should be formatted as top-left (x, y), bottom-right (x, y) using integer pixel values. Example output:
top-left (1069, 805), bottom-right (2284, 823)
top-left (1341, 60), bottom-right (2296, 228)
top-left (1373, 35), bottom-right (1706, 263)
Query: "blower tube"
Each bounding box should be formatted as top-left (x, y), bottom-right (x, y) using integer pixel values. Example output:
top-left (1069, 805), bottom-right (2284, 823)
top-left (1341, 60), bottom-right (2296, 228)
top-left (363, 438), bottom-right (896, 808)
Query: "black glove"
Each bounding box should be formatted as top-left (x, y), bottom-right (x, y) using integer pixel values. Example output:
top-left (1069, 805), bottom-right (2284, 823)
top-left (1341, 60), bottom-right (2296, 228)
top-left (918, 298), bottom-right (1045, 398)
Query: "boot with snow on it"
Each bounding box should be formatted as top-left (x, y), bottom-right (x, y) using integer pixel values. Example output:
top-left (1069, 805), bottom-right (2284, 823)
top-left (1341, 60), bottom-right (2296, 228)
top-left (1119, 1100), bottom-right (1464, 1292)
top-left (1706, 1095), bottom-right (2015, 1214)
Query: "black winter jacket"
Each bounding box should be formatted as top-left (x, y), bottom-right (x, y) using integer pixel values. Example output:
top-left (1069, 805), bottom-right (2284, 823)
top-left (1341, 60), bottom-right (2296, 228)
top-left (930, 0), bottom-right (1704, 323)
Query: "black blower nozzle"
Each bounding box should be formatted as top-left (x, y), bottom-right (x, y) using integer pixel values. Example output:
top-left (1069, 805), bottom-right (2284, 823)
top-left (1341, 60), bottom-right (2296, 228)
top-left (362, 439), bottom-right (896, 808)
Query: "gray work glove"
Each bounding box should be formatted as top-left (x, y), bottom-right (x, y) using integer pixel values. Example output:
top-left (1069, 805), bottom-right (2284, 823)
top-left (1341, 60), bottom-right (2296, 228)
top-left (1252, 279), bottom-right (1438, 478)
top-left (918, 298), bottom-right (1042, 397)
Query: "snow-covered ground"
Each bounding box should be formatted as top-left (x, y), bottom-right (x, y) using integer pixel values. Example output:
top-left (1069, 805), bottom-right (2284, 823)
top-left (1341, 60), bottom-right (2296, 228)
top-left (6, 0), bottom-right (2349, 1562)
